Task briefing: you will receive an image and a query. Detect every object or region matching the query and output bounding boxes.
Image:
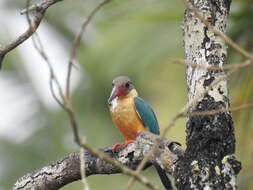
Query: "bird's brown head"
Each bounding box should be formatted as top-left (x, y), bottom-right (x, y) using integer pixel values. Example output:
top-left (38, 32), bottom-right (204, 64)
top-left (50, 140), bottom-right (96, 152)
top-left (108, 76), bottom-right (135, 105)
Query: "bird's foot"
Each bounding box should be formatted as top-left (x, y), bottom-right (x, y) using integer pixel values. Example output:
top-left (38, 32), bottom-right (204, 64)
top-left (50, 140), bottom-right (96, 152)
top-left (112, 143), bottom-right (122, 150)
top-left (112, 140), bottom-right (135, 151)
top-left (123, 139), bottom-right (135, 148)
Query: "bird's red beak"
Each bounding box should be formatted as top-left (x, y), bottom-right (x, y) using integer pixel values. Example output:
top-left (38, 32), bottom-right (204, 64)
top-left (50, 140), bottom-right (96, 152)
top-left (108, 86), bottom-right (124, 104)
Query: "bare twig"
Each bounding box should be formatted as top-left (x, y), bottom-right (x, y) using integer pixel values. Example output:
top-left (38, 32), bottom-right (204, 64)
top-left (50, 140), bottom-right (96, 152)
top-left (170, 58), bottom-right (253, 71)
top-left (25, 0), bottom-right (64, 106)
top-left (65, 0), bottom-right (110, 98)
top-left (21, 0), bottom-right (61, 15)
top-left (79, 140), bottom-right (160, 190)
top-left (63, 0), bottom-right (110, 151)
top-left (186, 103), bottom-right (253, 116)
top-left (0, 0), bottom-right (61, 67)
top-left (125, 142), bottom-right (161, 190)
top-left (80, 146), bottom-right (90, 190)
top-left (182, 0), bottom-right (253, 61)
top-left (162, 67), bottom-right (236, 135)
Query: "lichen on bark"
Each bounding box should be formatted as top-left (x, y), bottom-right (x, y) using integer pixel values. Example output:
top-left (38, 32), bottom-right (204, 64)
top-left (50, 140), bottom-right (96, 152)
top-left (174, 0), bottom-right (241, 189)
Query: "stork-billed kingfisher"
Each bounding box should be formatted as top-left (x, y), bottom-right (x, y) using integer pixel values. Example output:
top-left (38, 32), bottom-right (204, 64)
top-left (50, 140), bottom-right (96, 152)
top-left (108, 76), bottom-right (172, 190)
top-left (108, 76), bottom-right (160, 148)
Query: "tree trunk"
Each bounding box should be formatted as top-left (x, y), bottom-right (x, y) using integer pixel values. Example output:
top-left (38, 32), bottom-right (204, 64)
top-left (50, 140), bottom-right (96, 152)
top-left (174, 0), bottom-right (241, 189)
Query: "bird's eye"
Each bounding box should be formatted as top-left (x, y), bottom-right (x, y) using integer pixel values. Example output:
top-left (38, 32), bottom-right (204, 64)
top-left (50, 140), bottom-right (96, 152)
top-left (125, 82), bottom-right (130, 88)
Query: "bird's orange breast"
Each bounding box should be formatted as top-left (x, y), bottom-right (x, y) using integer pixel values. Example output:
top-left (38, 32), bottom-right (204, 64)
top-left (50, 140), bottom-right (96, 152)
top-left (109, 96), bottom-right (146, 140)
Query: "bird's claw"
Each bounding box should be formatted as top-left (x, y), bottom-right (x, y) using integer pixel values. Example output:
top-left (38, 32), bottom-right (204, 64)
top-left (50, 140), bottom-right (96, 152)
top-left (112, 140), bottom-right (135, 151)
top-left (123, 139), bottom-right (135, 148)
top-left (112, 143), bottom-right (122, 150)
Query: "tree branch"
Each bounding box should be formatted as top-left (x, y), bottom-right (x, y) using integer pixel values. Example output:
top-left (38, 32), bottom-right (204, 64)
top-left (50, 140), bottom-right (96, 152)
top-left (12, 132), bottom-right (184, 190)
top-left (170, 58), bottom-right (253, 71)
top-left (0, 0), bottom-right (61, 67)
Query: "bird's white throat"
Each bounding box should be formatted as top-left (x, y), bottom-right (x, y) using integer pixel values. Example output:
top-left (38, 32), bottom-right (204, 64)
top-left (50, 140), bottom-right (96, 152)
top-left (111, 97), bottom-right (118, 112)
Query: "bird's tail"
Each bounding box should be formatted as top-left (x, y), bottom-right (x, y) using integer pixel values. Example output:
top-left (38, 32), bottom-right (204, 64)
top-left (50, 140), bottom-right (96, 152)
top-left (153, 163), bottom-right (173, 190)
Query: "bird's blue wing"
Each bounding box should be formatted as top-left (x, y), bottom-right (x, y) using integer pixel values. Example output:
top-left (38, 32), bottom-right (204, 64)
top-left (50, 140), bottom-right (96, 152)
top-left (134, 97), bottom-right (160, 135)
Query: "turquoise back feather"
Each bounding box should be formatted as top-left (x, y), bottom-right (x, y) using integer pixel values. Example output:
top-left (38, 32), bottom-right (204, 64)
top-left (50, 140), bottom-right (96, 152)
top-left (134, 97), bottom-right (160, 135)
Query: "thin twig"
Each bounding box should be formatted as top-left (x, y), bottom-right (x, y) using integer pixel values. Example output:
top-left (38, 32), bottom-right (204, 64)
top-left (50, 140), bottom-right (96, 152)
top-left (49, 75), bottom-right (65, 108)
top-left (186, 103), bottom-right (253, 116)
top-left (170, 58), bottom-right (253, 71)
top-left (25, 0), bottom-right (65, 107)
top-left (79, 141), bottom-right (159, 190)
top-left (182, 0), bottom-right (253, 61)
top-left (64, 103), bottom-right (81, 145)
top-left (80, 146), bottom-right (91, 190)
top-left (0, 0), bottom-right (61, 67)
top-left (125, 143), bottom-right (160, 190)
top-left (162, 68), bottom-right (236, 135)
top-left (62, 0), bottom-right (111, 146)
top-left (21, 0), bottom-right (61, 15)
top-left (65, 0), bottom-right (110, 98)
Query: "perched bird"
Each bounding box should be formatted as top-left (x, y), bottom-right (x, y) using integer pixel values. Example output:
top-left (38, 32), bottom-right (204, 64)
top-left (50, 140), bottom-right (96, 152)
top-left (108, 76), bottom-right (172, 190)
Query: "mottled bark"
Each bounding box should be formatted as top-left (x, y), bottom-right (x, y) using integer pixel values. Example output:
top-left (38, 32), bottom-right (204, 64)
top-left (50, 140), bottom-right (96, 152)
top-left (174, 0), bottom-right (241, 189)
top-left (13, 132), bottom-right (183, 190)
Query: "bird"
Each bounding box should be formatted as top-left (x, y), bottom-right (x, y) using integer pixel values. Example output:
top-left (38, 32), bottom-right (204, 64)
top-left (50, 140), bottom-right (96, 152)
top-left (108, 76), bottom-right (172, 190)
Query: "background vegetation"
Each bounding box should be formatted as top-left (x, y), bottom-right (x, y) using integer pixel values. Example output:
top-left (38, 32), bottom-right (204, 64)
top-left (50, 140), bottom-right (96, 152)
top-left (0, 0), bottom-right (252, 189)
